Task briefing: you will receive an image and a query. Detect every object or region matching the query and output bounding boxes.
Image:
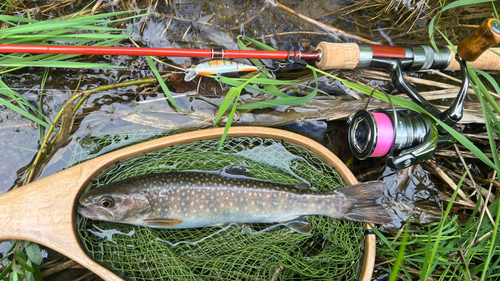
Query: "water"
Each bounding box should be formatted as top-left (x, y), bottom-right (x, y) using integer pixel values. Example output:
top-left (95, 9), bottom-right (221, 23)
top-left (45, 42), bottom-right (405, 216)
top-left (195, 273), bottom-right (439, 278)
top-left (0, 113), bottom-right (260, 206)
top-left (0, 0), bottom-right (494, 276)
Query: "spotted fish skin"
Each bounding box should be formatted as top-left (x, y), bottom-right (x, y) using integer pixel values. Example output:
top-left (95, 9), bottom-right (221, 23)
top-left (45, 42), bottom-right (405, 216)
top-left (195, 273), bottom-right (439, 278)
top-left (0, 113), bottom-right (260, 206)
top-left (78, 172), bottom-right (390, 228)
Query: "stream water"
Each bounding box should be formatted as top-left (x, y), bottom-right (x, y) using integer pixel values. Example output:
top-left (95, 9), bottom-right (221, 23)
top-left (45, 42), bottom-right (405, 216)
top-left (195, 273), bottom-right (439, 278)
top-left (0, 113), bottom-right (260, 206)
top-left (0, 0), bottom-right (496, 278)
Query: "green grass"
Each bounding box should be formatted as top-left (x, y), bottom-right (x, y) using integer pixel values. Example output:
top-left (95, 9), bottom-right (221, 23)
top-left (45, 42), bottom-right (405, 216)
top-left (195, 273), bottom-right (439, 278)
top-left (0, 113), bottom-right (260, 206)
top-left (372, 180), bottom-right (500, 280)
top-left (0, 9), bottom-right (144, 138)
top-left (0, 10), bottom-right (144, 72)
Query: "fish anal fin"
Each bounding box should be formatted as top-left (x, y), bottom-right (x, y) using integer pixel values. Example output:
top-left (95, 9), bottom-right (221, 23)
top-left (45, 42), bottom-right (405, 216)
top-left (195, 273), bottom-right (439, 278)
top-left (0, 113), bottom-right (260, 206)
top-left (143, 219), bottom-right (183, 227)
top-left (256, 218), bottom-right (311, 235)
top-left (283, 220), bottom-right (311, 234)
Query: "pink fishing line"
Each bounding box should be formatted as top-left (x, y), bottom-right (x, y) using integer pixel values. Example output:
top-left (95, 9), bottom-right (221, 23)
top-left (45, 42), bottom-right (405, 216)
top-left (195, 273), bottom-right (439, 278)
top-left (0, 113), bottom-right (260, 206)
top-left (371, 112), bottom-right (394, 157)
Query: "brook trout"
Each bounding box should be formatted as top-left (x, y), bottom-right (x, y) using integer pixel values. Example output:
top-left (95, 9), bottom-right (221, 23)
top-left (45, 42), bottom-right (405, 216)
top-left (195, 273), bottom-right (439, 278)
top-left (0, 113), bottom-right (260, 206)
top-left (78, 172), bottom-right (390, 232)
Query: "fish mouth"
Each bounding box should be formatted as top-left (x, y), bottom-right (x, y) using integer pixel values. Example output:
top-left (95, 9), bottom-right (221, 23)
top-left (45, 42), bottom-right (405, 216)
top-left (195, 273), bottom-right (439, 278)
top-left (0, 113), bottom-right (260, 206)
top-left (77, 205), bottom-right (113, 221)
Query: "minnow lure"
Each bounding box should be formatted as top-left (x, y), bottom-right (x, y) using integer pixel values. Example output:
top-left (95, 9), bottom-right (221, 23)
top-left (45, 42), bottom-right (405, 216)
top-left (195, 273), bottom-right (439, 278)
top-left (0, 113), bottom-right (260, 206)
top-left (184, 60), bottom-right (259, 81)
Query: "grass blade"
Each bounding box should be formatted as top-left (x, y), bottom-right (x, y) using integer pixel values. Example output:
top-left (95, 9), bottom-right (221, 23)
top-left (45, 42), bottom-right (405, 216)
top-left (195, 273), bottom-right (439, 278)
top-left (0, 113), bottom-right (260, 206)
top-left (145, 56), bottom-right (184, 113)
top-left (215, 73), bottom-right (260, 148)
top-left (389, 223), bottom-right (410, 281)
top-left (214, 87), bottom-right (241, 126)
top-left (237, 66), bottom-right (319, 109)
top-left (0, 79), bottom-right (52, 128)
top-left (218, 90), bottom-right (241, 150)
top-left (480, 196), bottom-right (500, 281)
top-left (428, 0), bottom-right (495, 52)
top-left (214, 75), bottom-right (292, 98)
top-left (0, 98), bottom-right (52, 128)
top-left (420, 172), bottom-right (467, 281)
top-left (236, 35), bottom-right (273, 78)
top-left (38, 69), bottom-right (49, 143)
top-left (238, 35), bottom-right (277, 51)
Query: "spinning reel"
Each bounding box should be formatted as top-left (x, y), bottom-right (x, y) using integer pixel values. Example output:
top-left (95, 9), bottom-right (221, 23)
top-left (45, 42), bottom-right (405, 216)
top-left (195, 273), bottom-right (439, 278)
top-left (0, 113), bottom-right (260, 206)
top-left (347, 18), bottom-right (500, 169)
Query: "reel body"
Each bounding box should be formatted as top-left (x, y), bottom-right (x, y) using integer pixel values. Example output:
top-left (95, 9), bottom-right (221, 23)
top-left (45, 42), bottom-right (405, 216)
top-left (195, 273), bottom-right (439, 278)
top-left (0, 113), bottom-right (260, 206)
top-left (346, 54), bottom-right (467, 170)
top-left (346, 18), bottom-right (500, 169)
top-left (347, 109), bottom-right (438, 169)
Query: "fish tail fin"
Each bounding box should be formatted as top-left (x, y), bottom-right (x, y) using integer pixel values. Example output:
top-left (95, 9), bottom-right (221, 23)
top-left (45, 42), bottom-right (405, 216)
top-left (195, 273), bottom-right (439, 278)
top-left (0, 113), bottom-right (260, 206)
top-left (336, 181), bottom-right (391, 225)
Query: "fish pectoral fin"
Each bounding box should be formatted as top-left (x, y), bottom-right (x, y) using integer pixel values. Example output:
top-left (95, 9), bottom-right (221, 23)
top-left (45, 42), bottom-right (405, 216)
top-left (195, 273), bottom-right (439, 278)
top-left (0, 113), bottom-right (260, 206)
top-left (143, 219), bottom-right (183, 227)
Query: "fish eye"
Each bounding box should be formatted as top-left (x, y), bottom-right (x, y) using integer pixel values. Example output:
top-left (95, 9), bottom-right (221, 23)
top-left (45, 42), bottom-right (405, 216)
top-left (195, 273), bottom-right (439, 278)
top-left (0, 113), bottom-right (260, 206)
top-left (99, 197), bottom-right (114, 208)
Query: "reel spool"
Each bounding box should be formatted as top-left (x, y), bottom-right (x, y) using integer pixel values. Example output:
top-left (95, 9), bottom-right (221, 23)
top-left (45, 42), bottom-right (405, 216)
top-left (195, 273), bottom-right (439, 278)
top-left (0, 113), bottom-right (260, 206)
top-left (347, 107), bottom-right (437, 170)
top-left (347, 18), bottom-right (500, 170)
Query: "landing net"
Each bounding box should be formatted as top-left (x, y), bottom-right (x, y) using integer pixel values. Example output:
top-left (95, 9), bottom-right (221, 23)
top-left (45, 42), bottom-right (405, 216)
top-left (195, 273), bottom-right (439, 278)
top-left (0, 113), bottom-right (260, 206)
top-left (75, 135), bottom-right (365, 280)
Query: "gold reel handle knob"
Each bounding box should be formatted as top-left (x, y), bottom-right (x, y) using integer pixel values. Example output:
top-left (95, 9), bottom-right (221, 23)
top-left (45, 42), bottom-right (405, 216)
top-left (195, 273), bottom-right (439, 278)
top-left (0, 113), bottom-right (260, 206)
top-left (457, 18), bottom-right (500, 62)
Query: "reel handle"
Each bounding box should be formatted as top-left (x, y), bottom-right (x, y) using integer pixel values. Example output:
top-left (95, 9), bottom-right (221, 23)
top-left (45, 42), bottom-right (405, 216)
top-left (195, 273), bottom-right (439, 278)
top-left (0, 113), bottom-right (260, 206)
top-left (457, 18), bottom-right (500, 62)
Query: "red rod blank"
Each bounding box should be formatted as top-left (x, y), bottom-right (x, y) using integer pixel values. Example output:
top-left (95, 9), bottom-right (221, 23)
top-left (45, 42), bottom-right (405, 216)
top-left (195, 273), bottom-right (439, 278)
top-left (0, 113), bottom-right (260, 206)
top-left (0, 44), bottom-right (321, 61)
top-left (370, 44), bottom-right (406, 59)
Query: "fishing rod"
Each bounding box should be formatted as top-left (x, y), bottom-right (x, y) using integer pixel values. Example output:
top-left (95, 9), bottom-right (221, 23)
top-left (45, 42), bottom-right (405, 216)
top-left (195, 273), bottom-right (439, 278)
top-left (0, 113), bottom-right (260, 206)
top-left (0, 42), bottom-right (499, 72)
top-left (0, 21), bottom-right (499, 72)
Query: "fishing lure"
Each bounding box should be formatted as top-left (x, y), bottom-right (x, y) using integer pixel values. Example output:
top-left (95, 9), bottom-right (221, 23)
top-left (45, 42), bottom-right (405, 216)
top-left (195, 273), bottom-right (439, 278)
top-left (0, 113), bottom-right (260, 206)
top-left (184, 60), bottom-right (259, 81)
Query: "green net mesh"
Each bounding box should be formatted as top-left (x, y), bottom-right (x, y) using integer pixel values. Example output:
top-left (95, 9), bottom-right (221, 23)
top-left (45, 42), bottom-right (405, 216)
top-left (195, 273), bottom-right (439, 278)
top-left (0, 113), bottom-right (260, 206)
top-left (76, 136), bottom-right (366, 280)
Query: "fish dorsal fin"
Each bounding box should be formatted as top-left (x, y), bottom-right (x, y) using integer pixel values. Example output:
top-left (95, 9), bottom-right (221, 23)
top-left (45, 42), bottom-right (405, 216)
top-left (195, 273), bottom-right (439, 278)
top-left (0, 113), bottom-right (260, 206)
top-left (296, 183), bottom-right (310, 190)
top-left (143, 219), bottom-right (183, 227)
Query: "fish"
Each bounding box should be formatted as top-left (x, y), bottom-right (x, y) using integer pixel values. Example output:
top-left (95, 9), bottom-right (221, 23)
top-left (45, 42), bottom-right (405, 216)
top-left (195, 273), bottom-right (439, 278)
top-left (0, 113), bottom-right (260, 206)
top-left (184, 60), bottom-right (259, 81)
top-left (78, 172), bottom-right (390, 233)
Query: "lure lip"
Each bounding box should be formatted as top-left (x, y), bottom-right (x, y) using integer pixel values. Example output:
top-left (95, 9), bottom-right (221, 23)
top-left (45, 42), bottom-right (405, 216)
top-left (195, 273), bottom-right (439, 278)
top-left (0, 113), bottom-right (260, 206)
top-left (184, 68), bottom-right (197, 81)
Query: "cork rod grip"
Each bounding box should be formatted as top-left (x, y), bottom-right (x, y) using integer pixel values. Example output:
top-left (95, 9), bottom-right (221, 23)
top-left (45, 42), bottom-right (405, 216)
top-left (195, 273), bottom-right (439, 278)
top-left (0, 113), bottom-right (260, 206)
top-left (315, 42), bottom-right (360, 70)
top-left (444, 47), bottom-right (500, 71)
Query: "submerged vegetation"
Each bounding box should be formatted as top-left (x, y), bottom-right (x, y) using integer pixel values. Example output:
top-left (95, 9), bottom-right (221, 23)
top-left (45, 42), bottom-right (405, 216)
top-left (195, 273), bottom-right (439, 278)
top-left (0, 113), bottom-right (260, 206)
top-left (0, 0), bottom-right (499, 280)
